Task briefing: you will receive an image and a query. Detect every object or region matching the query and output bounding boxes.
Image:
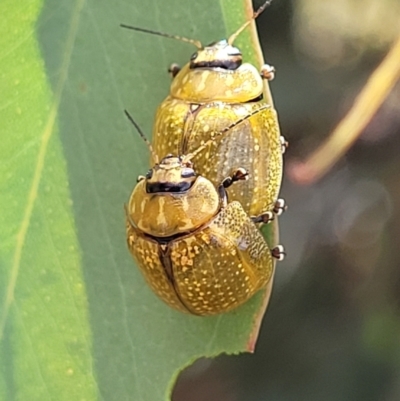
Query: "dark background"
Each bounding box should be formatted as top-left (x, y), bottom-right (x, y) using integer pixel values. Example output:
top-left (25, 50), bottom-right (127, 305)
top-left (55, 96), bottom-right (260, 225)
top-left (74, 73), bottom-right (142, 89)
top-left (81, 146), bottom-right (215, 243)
top-left (174, 0), bottom-right (400, 400)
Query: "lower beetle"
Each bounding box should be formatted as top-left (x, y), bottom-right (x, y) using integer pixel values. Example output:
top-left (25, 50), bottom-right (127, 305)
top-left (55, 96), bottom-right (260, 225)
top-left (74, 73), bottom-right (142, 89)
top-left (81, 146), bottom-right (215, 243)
top-left (124, 111), bottom-right (284, 315)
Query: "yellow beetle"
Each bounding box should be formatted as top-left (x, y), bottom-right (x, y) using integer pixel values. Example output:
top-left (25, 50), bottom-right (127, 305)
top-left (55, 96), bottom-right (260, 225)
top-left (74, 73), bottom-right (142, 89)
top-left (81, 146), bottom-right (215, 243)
top-left (124, 110), bottom-right (284, 315)
top-left (122, 0), bottom-right (287, 220)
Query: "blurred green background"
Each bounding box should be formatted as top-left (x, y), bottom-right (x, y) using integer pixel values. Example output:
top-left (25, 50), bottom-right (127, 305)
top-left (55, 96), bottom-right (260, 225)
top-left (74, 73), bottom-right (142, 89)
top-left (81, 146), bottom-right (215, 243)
top-left (173, 0), bottom-right (400, 400)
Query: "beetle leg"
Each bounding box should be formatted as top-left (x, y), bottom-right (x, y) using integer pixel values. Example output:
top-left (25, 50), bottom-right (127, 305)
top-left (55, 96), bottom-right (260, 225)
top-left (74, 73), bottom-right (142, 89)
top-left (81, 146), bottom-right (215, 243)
top-left (168, 63), bottom-right (181, 78)
top-left (260, 64), bottom-right (275, 81)
top-left (273, 198), bottom-right (287, 216)
top-left (251, 211), bottom-right (274, 224)
top-left (280, 136), bottom-right (289, 154)
top-left (221, 168), bottom-right (249, 189)
top-left (252, 198), bottom-right (286, 223)
top-left (218, 168), bottom-right (249, 207)
top-left (271, 245), bottom-right (286, 261)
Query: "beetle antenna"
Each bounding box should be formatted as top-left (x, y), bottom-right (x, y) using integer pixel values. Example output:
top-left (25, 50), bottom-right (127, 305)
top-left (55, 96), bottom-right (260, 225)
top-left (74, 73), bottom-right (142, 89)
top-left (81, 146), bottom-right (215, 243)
top-left (120, 24), bottom-right (203, 49)
top-left (228, 0), bottom-right (273, 45)
top-left (183, 104), bottom-right (270, 163)
top-left (124, 110), bottom-right (159, 164)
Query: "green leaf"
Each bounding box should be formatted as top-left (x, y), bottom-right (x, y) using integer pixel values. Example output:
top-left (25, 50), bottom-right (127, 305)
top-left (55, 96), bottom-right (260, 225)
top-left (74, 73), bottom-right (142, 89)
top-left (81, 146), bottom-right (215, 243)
top-left (0, 0), bottom-right (277, 400)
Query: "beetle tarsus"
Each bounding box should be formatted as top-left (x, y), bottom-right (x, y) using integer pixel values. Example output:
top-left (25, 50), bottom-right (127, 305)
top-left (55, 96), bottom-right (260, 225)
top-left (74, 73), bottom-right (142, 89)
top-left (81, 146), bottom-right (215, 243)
top-left (280, 136), bottom-right (289, 154)
top-left (260, 64), bottom-right (275, 81)
top-left (168, 63), bottom-right (181, 78)
top-left (232, 167), bottom-right (249, 182)
top-left (222, 168), bottom-right (249, 189)
top-left (271, 245), bottom-right (285, 261)
top-left (252, 211), bottom-right (274, 224)
top-left (273, 198), bottom-right (287, 216)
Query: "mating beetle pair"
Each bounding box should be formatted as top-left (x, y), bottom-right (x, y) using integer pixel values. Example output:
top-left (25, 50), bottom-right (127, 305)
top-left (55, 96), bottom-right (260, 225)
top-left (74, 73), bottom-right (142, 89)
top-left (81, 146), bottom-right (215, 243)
top-left (123, 0), bottom-right (286, 315)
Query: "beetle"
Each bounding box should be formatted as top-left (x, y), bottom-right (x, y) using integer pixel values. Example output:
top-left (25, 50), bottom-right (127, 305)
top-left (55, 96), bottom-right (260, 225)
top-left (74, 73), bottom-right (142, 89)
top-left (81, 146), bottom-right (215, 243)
top-left (124, 109), bottom-right (284, 315)
top-left (121, 0), bottom-right (287, 221)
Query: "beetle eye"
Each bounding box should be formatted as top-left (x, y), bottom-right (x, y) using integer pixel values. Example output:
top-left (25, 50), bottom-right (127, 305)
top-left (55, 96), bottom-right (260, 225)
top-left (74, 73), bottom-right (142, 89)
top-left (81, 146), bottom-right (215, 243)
top-left (181, 168), bottom-right (195, 178)
top-left (190, 52), bottom-right (198, 61)
top-left (145, 169), bottom-right (153, 179)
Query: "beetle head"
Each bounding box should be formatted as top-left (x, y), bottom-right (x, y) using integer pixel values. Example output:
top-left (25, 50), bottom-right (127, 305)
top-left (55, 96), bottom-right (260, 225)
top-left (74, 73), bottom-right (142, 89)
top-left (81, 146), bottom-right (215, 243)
top-left (145, 155), bottom-right (197, 194)
top-left (189, 40), bottom-right (242, 70)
